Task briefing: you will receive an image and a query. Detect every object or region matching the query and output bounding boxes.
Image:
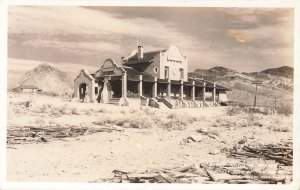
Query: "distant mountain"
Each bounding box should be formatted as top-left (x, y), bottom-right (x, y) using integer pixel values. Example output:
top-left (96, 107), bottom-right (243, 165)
top-left (262, 66), bottom-right (293, 78)
top-left (190, 66), bottom-right (238, 81)
top-left (12, 63), bottom-right (73, 96)
top-left (189, 66), bottom-right (293, 107)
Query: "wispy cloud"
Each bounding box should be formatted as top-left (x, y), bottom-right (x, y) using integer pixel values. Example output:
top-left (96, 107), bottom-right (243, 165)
top-left (8, 6), bottom-right (293, 75)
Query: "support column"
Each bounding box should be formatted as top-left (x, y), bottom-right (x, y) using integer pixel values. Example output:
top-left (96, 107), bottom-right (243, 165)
top-left (203, 82), bottom-right (206, 102)
top-left (180, 80), bottom-right (184, 100)
top-left (192, 81), bottom-right (195, 101)
top-left (152, 77), bottom-right (157, 98)
top-left (101, 78), bottom-right (109, 103)
top-left (122, 73), bottom-right (127, 98)
top-left (138, 75), bottom-right (143, 96)
top-left (167, 79), bottom-right (171, 99)
top-left (213, 82), bottom-right (216, 102)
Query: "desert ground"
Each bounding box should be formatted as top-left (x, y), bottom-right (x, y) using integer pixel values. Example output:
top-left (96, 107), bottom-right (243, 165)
top-left (7, 92), bottom-right (293, 183)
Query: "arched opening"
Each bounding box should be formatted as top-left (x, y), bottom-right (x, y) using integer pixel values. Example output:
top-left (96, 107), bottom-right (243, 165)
top-left (79, 83), bottom-right (88, 99)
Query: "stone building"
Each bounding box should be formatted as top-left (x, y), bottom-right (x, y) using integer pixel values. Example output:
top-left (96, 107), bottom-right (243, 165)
top-left (14, 84), bottom-right (41, 93)
top-left (74, 45), bottom-right (230, 108)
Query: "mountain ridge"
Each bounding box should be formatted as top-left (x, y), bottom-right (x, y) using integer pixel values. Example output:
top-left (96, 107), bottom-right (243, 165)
top-left (12, 63), bottom-right (73, 96)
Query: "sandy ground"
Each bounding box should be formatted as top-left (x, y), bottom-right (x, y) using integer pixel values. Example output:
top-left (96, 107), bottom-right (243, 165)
top-left (7, 92), bottom-right (293, 182)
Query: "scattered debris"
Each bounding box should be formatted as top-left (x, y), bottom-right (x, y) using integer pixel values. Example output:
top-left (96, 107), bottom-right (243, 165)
top-left (7, 123), bottom-right (123, 144)
top-left (228, 142), bottom-right (293, 166)
top-left (188, 135), bottom-right (203, 142)
top-left (196, 127), bottom-right (209, 134)
top-left (101, 161), bottom-right (291, 184)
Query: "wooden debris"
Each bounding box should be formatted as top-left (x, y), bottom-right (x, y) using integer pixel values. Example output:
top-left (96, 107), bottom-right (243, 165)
top-left (228, 143), bottom-right (293, 166)
top-left (7, 124), bottom-right (124, 144)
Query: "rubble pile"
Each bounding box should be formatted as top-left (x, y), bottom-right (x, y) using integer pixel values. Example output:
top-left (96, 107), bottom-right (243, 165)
top-left (101, 161), bottom-right (291, 184)
top-left (7, 124), bottom-right (123, 144)
top-left (228, 142), bottom-right (293, 166)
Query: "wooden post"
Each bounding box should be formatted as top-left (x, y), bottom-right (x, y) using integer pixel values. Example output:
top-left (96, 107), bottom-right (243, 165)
top-left (122, 73), bottom-right (127, 98)
top-left (138, 75), bottom-right (143, 96)
top-left (180, 80), bottom-right (184, 100)
top-left (203, 82), bottom-right (206, 102)
top-left (152, 77), bottom-right (157, 98)
top-left (167, 79), bottom-right (171, 99)
top-left (213, 82), bottom-right (216, 102)
top-left (192, 81), bottom-right (195, 101)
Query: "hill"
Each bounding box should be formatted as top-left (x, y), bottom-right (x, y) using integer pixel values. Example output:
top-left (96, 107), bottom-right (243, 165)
top-left (189, 66), bottom-right (293, 109)
top-left (12, 63), bottom-right (73, 96)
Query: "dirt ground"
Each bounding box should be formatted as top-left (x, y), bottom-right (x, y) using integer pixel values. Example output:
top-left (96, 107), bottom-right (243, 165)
top-left (7, 92), bottom-right (293, 182)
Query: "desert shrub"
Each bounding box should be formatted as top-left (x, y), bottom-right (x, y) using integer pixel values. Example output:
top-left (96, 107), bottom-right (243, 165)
top-left (94, 113), bottom-right (153, 129)
top-left (272, 125), bottom-right (291, 132)
top-left (167, 113), bottom-right (194, 126)
top-left (84, 108), bottom-right (94, 116)
top-left (277, 104), bottom-right (293, 116)
top-left (165, 120), bottom-right (185, 130)
top-left (38, 104), bottom-right (52, 113)
top-left (71, 108), bottom-right (80, 115)
top-left (35, 117), bottom-right (47, 127)
top-left (42, 91), bottom-right (59, 97)
top-left (209, 128), bottom-right (220, 136)
top-left (58, 104), bottom-right (68, 115)
top-left (143, 107), bottom-right (155, 116)
top-left (214, 116), bottom-right (236, 127)
top-left (227, 106), bottom-right (243, 116)
top-left (266, 117), bottom-right (292, 132)
top-left (13, 107), bottom-right (23, 115)
top-left (50, 109), bottom-right (62, 117)
top-left (24, 100), bottom-right (32, 108)
top-left (97, 108), bottom-right (109, 113)
top-left (129, 114), bottom-right (154, 128)
top-left (235, 118), bottom-right (248, 127)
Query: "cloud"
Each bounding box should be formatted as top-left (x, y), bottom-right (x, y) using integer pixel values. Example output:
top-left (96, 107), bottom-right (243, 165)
top-left (226, 29), bottom-right (253, 43)
top-left (8, 6), bottom-right (294, 73)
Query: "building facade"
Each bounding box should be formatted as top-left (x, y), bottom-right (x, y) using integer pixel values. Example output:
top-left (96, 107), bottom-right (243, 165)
top-left (74, 45), bottom-right (229, 108)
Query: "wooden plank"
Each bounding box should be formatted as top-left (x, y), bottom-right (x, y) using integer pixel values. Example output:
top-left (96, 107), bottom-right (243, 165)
top-left (159, 173), bottom-right (176, 183)
top-left (126, 173), bottom-right (156, 179)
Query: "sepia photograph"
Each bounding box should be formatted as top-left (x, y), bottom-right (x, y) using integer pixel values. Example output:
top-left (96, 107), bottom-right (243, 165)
top-left (4, 2), bottom-right (298, 188)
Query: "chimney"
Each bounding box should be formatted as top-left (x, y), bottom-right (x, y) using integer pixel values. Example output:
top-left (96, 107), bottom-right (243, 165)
top-left (138, 45), bottom-right (143, 59)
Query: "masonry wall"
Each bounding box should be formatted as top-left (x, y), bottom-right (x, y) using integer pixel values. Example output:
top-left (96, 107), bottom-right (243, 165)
top-left (159, 45), bottom-right (188, 81)
top-left (74, 70), bottom-right (96, 103)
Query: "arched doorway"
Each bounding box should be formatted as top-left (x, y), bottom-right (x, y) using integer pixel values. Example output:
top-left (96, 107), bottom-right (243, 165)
top-left (79, 83), bottom-right (88, 99)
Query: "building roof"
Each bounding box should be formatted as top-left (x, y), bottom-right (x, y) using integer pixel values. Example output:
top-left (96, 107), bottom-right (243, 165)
top-left (123, 50), bottom-right (165, 65)
top-left (122, 66), bottom-right (153, 78)
top-left (17, 84), bottom-right (39, 89)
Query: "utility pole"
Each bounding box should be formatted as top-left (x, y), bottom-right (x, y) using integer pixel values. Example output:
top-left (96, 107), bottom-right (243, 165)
top-left (252, 80), bottom-right (262, 107)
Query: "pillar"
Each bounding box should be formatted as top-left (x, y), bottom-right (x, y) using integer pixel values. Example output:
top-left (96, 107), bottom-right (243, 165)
top-left (167, 79), bottom-right (171, 99)
top-left (152, 77), bottom-right (157, 98)
top-left (101, 78), bottom-right (109, 103)
top-left (180, 80), bottom-right (184, 100)
top-left (213, 82), bottom-right (216, 102)
top-left (192, 81), bottom-right (195, 101)
top-left (122, 73), bottom-right (127, 98)
top-left (203, 82), bottom-right (206, 102)
top-left (138, 75), bottom-right (143, 96)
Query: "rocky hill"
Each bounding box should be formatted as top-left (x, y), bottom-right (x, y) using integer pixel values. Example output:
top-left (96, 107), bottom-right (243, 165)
top-left (189, 66), bottom-right (293, 108)
top-left (12, 63), bottom-right (73, 96)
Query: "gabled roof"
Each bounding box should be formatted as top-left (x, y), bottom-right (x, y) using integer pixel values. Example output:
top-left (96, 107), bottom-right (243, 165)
top-left (74, 69), bottom-right (95, 81)
top-left (16, 84), bottom-right (39, 89)
top-left (122, 66), bottom-right (153, 78)
top-left (123, 50), bottom-right (165, 65)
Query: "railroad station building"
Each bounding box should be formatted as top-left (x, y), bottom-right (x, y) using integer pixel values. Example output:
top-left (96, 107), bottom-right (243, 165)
top-left (74, 45), bottom-right (230, 108)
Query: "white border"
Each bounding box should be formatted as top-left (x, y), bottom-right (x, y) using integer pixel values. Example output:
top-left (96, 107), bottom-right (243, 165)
top-left (0, 0), bottom-right (299, 190)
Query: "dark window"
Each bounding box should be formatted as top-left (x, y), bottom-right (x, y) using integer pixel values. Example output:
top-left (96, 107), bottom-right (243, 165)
top-left (164, 66), bottom-right (169, 79)
top-left (95, 87), bottom-right (98, 94)
top-left (180, 68), bottom-right (184, 79)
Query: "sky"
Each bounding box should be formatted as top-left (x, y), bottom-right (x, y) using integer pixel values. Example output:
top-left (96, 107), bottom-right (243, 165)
top-left (8, 6), bottom-right (294, 77)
